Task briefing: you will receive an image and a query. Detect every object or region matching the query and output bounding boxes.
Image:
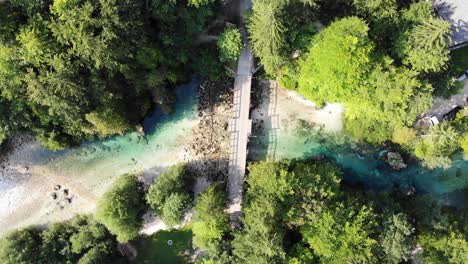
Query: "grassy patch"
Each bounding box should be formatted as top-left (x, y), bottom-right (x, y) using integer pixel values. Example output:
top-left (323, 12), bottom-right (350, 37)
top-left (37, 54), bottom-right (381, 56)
top-left (134, 229), bottom-right (193, 264)
top-left (451, 46), bottom-right (468, 75)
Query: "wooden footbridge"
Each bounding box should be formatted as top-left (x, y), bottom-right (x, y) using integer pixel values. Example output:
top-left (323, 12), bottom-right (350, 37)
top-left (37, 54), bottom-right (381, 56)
top-left (227, 0), bottom-right (254, 224)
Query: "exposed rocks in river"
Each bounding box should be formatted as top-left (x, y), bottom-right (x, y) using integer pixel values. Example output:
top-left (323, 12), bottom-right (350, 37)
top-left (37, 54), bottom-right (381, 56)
top-left (386, 152), bottom-right (407, 170)
top-left (186, 78), bottom-right (233, 180)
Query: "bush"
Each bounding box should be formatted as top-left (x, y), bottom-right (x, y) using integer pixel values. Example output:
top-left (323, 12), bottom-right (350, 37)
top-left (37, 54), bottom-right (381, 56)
top-left (0, 227), bottom-right (42, 264)
top-left (0, 216), bottom-right (122, 264)
top-left (161, 193), bottom-right (192, 227)
top-left (192, 185), bottom-right (229, 255)
top-left (146, 164), bottom-right (192, 213)
top-left (146, 164), bottom-right (194, 226)
top-left (217, 27), bottom-right (242, 62)
top-left (96, 175), bottom-right (145, 242)
top-left (392, 127), bottom-right (417, 150)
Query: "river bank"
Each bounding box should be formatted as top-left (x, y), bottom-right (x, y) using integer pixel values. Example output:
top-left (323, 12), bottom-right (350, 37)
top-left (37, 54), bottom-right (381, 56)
top-left (1, 78), bottom-right (466, 236)
top-left (249, 80), bottom-right (467, 207)
top-left (0, 79), bottom-right (232, 236)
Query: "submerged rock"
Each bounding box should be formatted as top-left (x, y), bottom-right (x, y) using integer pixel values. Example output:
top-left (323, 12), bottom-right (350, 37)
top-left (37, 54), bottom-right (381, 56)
top-left (386, 152), bottom-right (407, 170)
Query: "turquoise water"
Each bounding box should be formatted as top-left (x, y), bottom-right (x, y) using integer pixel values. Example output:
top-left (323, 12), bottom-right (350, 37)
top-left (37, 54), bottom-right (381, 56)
top-left (21, 78), bottom-right (467, 206)
top-left (32, 80), bottom-right (199, 193)
top-left (249, 123), bottom-right (468, 207)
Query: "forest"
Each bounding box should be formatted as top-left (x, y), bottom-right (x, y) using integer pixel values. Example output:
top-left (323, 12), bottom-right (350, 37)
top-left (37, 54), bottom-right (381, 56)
top-left (248, 0), bottom-right (467, 169)
top-left (0, 0), bottom-right (467, 263)
top-left (0, 0), bottom-right (222, 149)
top-left (1, 160), bottom-right (467, 263)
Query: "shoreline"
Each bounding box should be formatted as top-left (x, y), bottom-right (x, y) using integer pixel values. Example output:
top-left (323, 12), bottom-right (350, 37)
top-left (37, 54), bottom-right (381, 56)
top-left (0, 78), bottom-right (233, 236)
top-left (0, 78), bottom-right (344, 236)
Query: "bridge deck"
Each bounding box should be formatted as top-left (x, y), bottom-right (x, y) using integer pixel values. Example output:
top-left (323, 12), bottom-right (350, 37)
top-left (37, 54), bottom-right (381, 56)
top-left (227, 45), bottom-right (253, 221)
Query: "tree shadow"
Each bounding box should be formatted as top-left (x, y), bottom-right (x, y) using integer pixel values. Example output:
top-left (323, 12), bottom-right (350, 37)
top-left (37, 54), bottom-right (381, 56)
top-left (247, 80), bottom-right (278, 161)
top-left (434, 0), bottom-right (468, 48)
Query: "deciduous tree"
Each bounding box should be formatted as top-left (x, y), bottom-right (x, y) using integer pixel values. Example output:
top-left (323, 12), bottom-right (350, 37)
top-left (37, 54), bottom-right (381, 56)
top-left (96, 175), bottom-right (145, 242)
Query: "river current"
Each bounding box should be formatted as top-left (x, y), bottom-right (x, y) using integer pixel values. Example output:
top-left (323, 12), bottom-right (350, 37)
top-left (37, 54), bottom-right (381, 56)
top-left (24, 80), bottom-right (468, 207)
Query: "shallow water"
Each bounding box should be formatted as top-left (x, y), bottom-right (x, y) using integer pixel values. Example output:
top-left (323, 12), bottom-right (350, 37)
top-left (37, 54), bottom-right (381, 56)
top-left (249, 122), bottom-right (468, 207)
top-left (35, 79), bottom-right (199, 191)
top-left (12, 78), bottom-right (467, 207)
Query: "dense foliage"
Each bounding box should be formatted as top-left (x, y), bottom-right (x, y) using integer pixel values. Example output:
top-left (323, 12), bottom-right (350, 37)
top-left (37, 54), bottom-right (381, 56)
top-left (0, 0), bottom-right (218, 149)
top-left (301, 201), bottom-right (378, 263)
top-left (272, 0), bottom-right (465, 168)
top-left (298, 16), bottom-right (434, 143)
top-left (96, 174), bottom-right (145, 242)
top-left (232, 160), bottom-right (341, 263)
top-left (192, 184), bottom-right (229, 256)
top-left (248, 0), bottom-right (318, 75)
top-left (146, 164), bottom-right (194, 227)
top-left (217, 27), bottom-right (242, 63)
top-left (3, 159), bottom-right (468, 264)
top-left (403, 111), bottom-right (467, 169)
top-left (0, 216), bottom-right (123, 264)
top-left (227, 160), bottom-right (468, 264)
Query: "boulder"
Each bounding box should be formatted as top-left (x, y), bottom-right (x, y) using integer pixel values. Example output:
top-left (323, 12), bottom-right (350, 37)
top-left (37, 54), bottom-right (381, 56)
top-left (386, 152), bottom-right (407, 170)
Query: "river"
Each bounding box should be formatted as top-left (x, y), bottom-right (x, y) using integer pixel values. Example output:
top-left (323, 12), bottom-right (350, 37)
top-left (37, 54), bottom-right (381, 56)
top-left (0, 79), bottom-right (466, 235)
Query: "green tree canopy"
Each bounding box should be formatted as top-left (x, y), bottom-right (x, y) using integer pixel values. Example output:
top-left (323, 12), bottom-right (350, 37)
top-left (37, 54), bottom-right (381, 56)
top-left (146, 164), bottom-right (193, 215)
top-left (192, 184), bottom-right (229, 255)
top-left (285, 161), bottom-right (341, 226)
top-left (217, 27), bottom-right (242, 63)
top-left (404, 19), bottom-right (451, 73)
top-left (414, 123), bottom-right (461, 169)
top-left (0, 0), bottom-right (220, 149)
top-left (419, 226), bottom-right (468, 264)
top-left (161, 193), bottom-right (191, 227)
top-left (0, 227), bottom-right (42, 264)
top-left (0, 216), bottom-right (122, 264)
top-left (301, 200), bottom-right (378, 264)
top-left (379, 213), bottom-right (415, 264)
top-left (96, 175), bottom-right (145, 242)
top-left (298, 16), bottom-right (374, 106)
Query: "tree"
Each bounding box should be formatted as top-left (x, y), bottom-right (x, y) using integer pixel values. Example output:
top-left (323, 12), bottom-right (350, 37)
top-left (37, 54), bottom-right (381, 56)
top-left (85, 109), bottom-right (132, 137)
top-left (188, 0), bottom-right (215, 8)
top-left (393, 2), bottom-right (451, 74)
top-left (0, 0), bottom-right (220, 149)
top-left (146, 164), bottom-right (193, 215)
top-left (419, 228), bottom-right (468, 264)
top-left (353, 0), bottom-right (398, 36)
top-left (248, 0), bottom-right (285, 74)
top-left (0, 216), bottom-right (122, 264)
top-left (285, 161), bottom-right (341, 226)
top-left (298, 16), bottom-right (374, 106)
top-left (192, 185), bottom-right (229, 255)
top-left (379, 213), bottom-right (415, 264)
top-left (217, 27), bottom-right (242, 63)
top-left (301, 200), bottom-right (378, 264)
top-left (344, 64), bottom-right (433, 143)
top-left (77, 244), bottom-right (112, 264)
top-left (161, 193), bottom-right (191, 227)
top-left (461, 133), bottom-right (468, 156)
top-left (232, 161), bottom-right (290, 263)
top-left (404, 19), bottom-right (451, 73)
top-left (0, 227), bottom-right (42, 264)
top-left (232, 197), bottom-right (286, 264)
top-left (414, 123), bottom-right (460, 169)
top-left (96, 175), bottom-right (145, 242)
top-left (392, 126), bottom-right (417, 150)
